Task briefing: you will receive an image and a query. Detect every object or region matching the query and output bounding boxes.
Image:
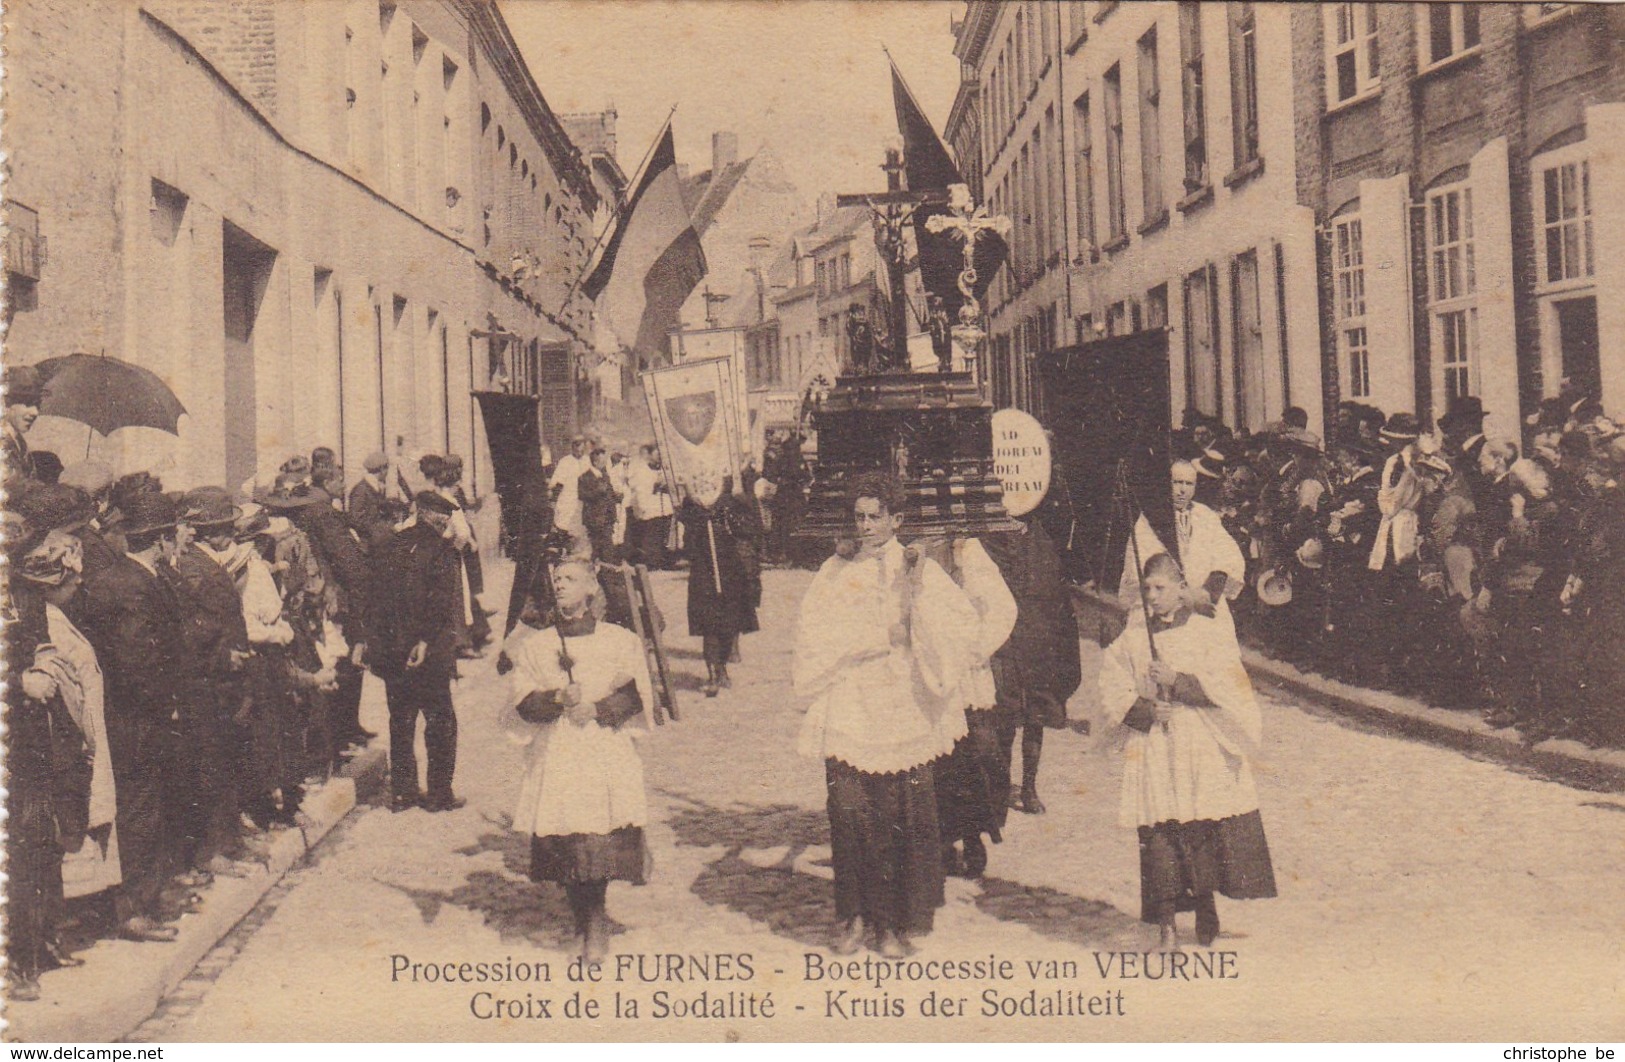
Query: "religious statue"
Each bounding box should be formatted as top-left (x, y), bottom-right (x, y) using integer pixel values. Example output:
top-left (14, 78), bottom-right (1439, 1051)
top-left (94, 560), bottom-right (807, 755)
top-left (925, 184), bottom-right (1011, 358)
top-left (926, 295), bottom-right (953, 374)
top-left (846, 302), bottom-right (877, 375)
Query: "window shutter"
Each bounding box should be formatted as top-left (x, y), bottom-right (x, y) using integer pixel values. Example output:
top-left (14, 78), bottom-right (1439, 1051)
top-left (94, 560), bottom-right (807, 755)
top-left (1357, 173), bottom-right (1415, 419)
top-left (1587, 103), bottom-right (1625, 416)
top-left (1468, 137), bottom-right (1518, 440)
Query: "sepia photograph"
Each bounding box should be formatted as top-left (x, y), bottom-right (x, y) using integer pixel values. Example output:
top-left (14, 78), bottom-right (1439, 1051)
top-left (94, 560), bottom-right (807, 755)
top-left (1, 0), bottom-right (1623, 1045)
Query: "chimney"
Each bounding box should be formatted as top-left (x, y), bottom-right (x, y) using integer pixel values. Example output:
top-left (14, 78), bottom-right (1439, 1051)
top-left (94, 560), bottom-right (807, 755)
top-left (816, 192), bottom-right (839, 227)
top-left (712, 131), bottom-right (739, 174)
top-left (748, 234), bottom-right (772, 273)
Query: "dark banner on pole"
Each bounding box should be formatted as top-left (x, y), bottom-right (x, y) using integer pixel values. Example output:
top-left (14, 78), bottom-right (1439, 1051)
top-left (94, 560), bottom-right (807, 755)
top-left (473, 390), bottom-right (543, 522)
top-left (1034, 330), bottom-right (1173, 591)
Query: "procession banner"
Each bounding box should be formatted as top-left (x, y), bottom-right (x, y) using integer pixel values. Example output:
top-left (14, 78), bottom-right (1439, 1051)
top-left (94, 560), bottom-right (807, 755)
top-left (640, 355), bottom-right (744, 501)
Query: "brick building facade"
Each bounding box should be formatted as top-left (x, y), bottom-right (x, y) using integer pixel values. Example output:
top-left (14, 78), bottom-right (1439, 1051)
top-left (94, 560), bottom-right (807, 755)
top-left (4, 0), bottom-right (600, 489)
top-left (1293, 1), bottom-right (1625, 440)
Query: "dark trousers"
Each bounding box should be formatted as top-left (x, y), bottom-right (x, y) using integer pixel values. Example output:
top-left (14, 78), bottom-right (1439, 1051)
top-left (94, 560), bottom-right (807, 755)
top-left (107, 715), bottom-right (174, 921)
top-left (383, 671), bottom-right (458, 800)
top-left (825, 759), bottom-right (944, 936)
top-left (5, 789), bottom-right (63, 980)
top-left (462, 548), bottom-right (491, 647)
top-left (586, 522), bottom-right (617, 565)
top-left (632, 516), bottom-right (671, 569)
top-left (331, 660), bottom-right (366, 742)
top-left (177, 681), bottom-right (238, 869)
top-left (702, 632), bottom-right (736, 670)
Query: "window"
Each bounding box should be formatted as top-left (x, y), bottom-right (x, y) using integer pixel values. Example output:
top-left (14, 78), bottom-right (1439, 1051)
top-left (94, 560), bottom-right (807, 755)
top-left (1420, 3), bottom-right (1480, 68)
top-left (1232, 250), bottom-right (1265, 429)
top-left (1427, 185), bottom-right (1475, 303)
top-left (1539, 159), bottom-right (1593, 286)
top-left (1427, 183), bottom-right (1478, 399)
top-left (1138, 27), bottom-right (1165, 222)
top-left (1045, 105), bottom-right (1062, 267)
top-left (1333, 216), bottom-right (1366, 320)
top-left (1107, 300), bottom-right (1130, 337)
top-left (1326, 3), bottom-right (1380, 104)
top-left (1073, 93), bottom-right (1096, 257)
top-left (1068, 1), bottom-right (1089, 45)
top-left (1146, 284), bottom-right (1169, 329)
top-left (1345, 329), bottom-right (1372, 398)
top-left (1439, 309), bottom-right (1477, 398)
top-left (1179, 2), bottom-right (1208, 193)
top-left (1103, 64), bottom-right (1127, 243)
top-left (1228, 2), bottom-right (1260, 167)
top-left (1183, 265), bottom-right (1219, 416)
top-left (1333, 214), bottom-right (1370, 399)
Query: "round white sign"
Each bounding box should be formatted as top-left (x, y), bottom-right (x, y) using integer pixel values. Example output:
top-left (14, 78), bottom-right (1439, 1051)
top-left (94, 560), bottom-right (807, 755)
top-left (991, 408), bottom-right (1051, 517)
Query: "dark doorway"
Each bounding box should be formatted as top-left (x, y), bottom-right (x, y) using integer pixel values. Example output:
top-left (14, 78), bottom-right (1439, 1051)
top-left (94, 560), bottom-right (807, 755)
top-left (222, 222), bottom-right (277, 492)
top-left (1554, 296), bottom-right (1600, 398)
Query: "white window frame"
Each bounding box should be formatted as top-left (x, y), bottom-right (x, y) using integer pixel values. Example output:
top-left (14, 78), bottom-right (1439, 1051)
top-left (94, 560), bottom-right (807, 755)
top-left (1532, 143), bottom-right (1594, 297)
top-left (1426, 182), bottom-right (1480, 401)
top-left (1332, 215), bottom-right (1370, 398)
top-left (1417, 3), bottom-right (1481, 73)
top-left (1325, 3), bottom-right (1380, 108)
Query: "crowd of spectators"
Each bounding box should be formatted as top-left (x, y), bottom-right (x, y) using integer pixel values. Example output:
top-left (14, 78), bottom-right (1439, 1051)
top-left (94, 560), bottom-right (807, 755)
top-left (1173, 390), bottom-right (1625, 749)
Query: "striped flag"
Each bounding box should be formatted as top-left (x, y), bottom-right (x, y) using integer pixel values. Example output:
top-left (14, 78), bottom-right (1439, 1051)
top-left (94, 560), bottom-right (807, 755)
top-left (582, 121), bottom-right (707, 359)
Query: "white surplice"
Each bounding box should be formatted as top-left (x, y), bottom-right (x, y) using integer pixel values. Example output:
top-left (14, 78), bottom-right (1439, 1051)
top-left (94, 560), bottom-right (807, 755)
top-left (792, 538), bottom-right (979, 774)
top-left (1098, 609), bottom-right (1264, 829)
top-left (502, 620), bottom-right (655, 838)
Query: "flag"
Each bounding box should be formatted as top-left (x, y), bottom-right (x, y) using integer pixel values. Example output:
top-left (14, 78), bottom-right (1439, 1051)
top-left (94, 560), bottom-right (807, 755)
top-left (582, 121), bottom-right (707, 359)
top-left (891, 59), bottom-right (1008, 320)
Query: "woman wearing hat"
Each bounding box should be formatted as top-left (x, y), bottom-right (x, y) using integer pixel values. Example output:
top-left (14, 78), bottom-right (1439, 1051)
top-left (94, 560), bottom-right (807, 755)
top-left (502, 558), bottom-right (657, 962)
top-left (6, 529), bottom-right (111, 998)
top-left (1099, 551), bottom-right (1277, 949)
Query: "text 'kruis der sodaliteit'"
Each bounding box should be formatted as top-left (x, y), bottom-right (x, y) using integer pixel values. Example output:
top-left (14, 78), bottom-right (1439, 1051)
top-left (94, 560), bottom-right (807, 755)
top-left (388, 950), bottom-right (1240, 1022)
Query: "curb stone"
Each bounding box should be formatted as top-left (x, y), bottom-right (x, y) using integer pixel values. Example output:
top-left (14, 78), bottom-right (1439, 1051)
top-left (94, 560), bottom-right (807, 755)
top-left (2, 744), bottom-right (388, 1044)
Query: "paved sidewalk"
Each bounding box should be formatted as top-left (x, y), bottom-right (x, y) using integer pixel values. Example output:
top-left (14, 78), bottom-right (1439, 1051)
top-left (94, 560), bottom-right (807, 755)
top-left (3, 707), bottom-right (389, 1043)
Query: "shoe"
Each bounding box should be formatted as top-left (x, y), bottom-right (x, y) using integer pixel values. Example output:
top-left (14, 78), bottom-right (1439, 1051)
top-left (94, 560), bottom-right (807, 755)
top-left (582, 910), bottom-right (611, 965)
top-left (1482, 709), bottom-right (1518, 729)
top-left (876, 931), bottom-right (914, 959)
top-left (941, 844), bottom-right (965, 878)
top-left (962, 835), bottom-right (988, 879)
top-left (391, 793), bottom-right (423, 813)
top-left (8, 975), bottom-right (41, 1002)
top-left (831, 917), bottom-right (866, 956)
top-left (1195, 899), bottom-right (1220, 948)
top-left (120, 916), bottom-right (179, 943)
top-left (1158, 922), bottom-right (1182, 951)
top-left (43, 939), bottom-right (84, 969)
top-left (717, 666), bottom-right (732, 689)
top-left (423, 793), bottom-right (467, 813)
top-left (702, 680), bottom-right (718, 698)
top-left (1018, 787), bottom-right (1046, 815)
top-left (174, 869), bottom-right (214, 889)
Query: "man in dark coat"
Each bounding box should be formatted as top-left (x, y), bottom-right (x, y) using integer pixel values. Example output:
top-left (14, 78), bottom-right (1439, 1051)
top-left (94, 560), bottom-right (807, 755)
top-left (171, 488), bottom-right (253, 876)
top-left (73, 492), bottom-right (187, 941)
top-left (1440, 394), bottom-right (1490, 504)
top-left (348, 451), bottom-right (400, 555)
top-left (369, 492), bottom-right (466, 812)
top-left (982, 518), bottom-right (1082, 815)
top-left (503, 470), bottom-right (561, 638)
top-left (578, 447), bottom-right (622, 563)
top-left (287, 476), bottom-right (373, 754)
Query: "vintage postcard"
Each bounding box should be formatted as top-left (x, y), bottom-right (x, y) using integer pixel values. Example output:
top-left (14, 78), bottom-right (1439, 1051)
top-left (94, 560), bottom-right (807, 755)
top-left (2, 0), bottom-right (1622, 1045)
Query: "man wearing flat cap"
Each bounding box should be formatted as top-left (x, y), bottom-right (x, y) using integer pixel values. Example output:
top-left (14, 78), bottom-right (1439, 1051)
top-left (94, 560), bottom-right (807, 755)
top-left (72, 492), bottom-right (189, 941)
top-left (348, 451), bottom-right (399, 555)
top-left (369, 491), bottom-right (466, 812)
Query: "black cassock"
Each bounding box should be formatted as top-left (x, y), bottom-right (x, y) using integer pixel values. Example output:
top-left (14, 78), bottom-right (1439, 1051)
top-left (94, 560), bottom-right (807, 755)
top-left (678, 497), bottom-right (760, 642)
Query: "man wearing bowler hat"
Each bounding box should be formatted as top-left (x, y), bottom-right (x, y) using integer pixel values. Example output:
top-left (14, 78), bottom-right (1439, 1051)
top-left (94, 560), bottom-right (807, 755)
top-left (1439, 395), bottom-right (1490, 502)
top-left (349, 451), bottom-right (400, 555)
top-left (172, 488), bottom-right (254, 878)
top-left (369, 491), bottom-right (466, 812)
top-left (73, 491), bottom-right (189, 941)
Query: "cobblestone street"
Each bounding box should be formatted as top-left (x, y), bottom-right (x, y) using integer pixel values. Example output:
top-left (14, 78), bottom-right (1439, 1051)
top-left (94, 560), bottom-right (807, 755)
top-left (130, 564), bottom-right (1625, 1042)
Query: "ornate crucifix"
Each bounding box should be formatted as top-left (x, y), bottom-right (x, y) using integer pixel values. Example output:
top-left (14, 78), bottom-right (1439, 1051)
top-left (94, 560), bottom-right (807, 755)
top-left (835, 147), bottom-right (947, 374)
top-left (924, 184), bottom-right (1011, 373)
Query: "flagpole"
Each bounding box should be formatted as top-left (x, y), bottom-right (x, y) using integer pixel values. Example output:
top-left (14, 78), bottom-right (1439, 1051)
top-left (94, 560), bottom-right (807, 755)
top-left (560, 103), bottom-right (679, 316)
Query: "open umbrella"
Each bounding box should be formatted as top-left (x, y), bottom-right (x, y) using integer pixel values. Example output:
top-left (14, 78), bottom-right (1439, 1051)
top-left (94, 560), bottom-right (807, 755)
top-left (36, 353), bottom-right (186, 436)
